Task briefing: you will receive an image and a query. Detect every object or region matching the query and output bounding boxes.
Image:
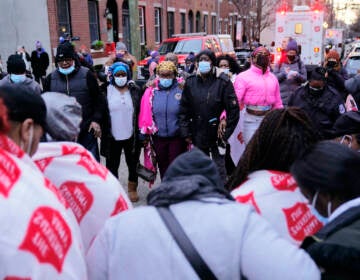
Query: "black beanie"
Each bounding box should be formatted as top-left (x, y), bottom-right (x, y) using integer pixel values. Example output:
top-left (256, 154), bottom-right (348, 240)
top-left (7, 54), bottom-right (26, 74)
top-left (310, 67), bottom-right (327, 81)
top-left (56, 42), bottom-right (75, 62)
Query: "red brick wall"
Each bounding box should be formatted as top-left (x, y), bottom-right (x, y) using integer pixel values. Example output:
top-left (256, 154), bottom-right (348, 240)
top-left (47, 0), bottom-right (238, 58)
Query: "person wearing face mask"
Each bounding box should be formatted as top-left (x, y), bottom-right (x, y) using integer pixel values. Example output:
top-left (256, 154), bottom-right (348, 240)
top-left (43, 42), bottom-right (106, 161)
top-left (228, 108), bottom-right (322, 245)
top-left (0, 84), bottom-right (87, 278)
top-left (30, 40), bottom-right (50, 85)
top-left (100, 61), bottom-right (141, 202)
top-left (331, 111), bottom-right (360, 152)
top-left (139, 61), bottom-right (187, 179)
top-left (288, 67), bottom-right (345, 139)
top-left (323, 50), bottom-right (348, 99)
top-left (233, 46), bottom-right (282, 146)
top-left (291, 141), bottom-right (360, 278)
top-left (179, 50), bottom-right (239, 184)
top-left (0, 54), bottom-right (41, 94)
top-left (273, 39), bottom-right (307, 106)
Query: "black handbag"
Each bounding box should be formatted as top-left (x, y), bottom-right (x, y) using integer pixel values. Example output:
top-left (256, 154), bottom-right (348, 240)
top-left (136, 163), bottom-right (156, 182)
top-left (137, 137), bottom-right (157, 182)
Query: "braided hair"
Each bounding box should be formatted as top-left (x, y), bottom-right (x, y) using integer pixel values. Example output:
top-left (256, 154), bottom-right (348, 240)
top-left (226, 107), bottom-right (320, 191)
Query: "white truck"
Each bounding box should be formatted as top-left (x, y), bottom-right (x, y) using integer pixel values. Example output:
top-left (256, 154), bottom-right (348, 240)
top-left (274, 5), bottom-right (324, 71)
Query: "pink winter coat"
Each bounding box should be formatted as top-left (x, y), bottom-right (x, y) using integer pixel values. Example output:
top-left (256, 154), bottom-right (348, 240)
top-left (234, 65), bottom-right (283, 109)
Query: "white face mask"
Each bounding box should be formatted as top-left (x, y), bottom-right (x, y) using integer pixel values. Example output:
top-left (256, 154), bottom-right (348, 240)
top-left (20, 125), bottom-right (34, 155)
top-left (340, 135), bottom-right (352, 149)
top-left (115, 76), bottom-right (127, 87)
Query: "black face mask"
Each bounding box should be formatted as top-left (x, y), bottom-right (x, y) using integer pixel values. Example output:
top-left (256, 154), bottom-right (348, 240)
top-left (256, 55), bottom-right (269, 68)
top-left (287, 55), bottom-right (296, 62)
top-left (37, 48), bottom-right (42, 51)
top-left (327, 61), bottom-right (337, 68)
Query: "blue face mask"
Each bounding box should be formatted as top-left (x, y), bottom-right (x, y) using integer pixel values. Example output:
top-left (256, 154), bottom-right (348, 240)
top-left (115, 76), bottom-right (127, 87)
top-left (159, 78), bottom-right (173, 88)
top-left (58, 65), bottom-right (75, 75)
top-left (10, 74), bottom-right (26, 84)
top-left (310, 191), bottom-right (328, 225)
top-left (198, 61), bottom-right (211, 74)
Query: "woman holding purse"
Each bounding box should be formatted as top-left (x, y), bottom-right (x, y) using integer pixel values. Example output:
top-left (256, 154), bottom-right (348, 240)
top-left (138, 61), bottom-right (186, 179)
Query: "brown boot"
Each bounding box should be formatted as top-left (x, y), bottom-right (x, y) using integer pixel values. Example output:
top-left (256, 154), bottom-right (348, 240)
top-left (128, 181), bottom-right (139, 203)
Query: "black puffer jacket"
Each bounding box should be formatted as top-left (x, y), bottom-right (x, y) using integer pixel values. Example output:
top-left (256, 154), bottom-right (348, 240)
top-left (288, 83), bottom-right (345, 139)
top-left (301, 205), bottom-right (360, 280)
top-left (43, 66), bottom-right (105, 132)
top-left (179, 72), bottom-right (239, 149)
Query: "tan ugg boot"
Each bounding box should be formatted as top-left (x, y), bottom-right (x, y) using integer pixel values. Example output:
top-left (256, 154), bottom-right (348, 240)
top-left (128, 181), bottom-right (139, 202)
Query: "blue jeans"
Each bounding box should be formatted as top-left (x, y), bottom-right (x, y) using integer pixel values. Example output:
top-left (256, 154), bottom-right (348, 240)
top-left (78, 130), bottom-right (100, 161)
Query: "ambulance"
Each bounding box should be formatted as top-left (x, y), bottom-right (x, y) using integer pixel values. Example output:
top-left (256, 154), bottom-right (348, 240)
top-left (274, 5), bottom-right (324, 71)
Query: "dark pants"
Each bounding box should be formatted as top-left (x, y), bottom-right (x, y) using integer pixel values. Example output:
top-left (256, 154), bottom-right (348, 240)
top-left (78, 130), bottom-right (100, 162)
top-left (106, 136), bottom-right (139, 182)
top-left (152, 136), bottom-right (187, 179)
top-left (200, 145), bottom-right (227, 186)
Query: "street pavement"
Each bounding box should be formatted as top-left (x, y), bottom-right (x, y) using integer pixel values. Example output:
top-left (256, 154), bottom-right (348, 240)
top-left (101, 151), bottom-right (161, 207)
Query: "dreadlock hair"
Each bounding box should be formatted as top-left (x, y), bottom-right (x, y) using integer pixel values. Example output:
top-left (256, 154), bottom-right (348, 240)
top-left (216, 54), bottom-right (241, 74)
top-left (226, 107), bottom-right (320, 191)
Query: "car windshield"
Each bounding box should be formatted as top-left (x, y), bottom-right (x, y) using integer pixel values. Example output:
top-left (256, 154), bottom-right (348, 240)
top-left (174, 39), bottom-right (202, 54)
top-left (158, 41), bottom-right (178, 55)
top-left (345, 56), bottom-right (360, 76)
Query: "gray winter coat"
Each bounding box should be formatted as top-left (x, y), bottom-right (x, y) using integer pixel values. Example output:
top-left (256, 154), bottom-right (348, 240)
top-left (273, 58), bottom-right (307, 106)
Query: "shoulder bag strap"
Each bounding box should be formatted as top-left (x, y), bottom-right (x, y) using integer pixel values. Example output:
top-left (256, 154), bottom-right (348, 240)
top-left (156, 207), bottom-right (217, 280)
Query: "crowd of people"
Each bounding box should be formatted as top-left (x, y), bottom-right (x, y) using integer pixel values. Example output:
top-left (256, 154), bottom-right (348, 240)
top-left (0, 35), bottom-right (359, 279)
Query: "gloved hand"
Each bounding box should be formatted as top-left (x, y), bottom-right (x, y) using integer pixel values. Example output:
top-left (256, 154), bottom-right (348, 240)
top-left (287, 70), bottom-right (298, 80)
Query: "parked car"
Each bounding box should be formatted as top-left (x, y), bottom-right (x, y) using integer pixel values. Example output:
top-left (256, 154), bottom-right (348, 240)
top-left (137, 33), bottom-right (235, 80)
top-left (343, 52), bottom-right (360, 78)
top-left (234, 47), bottom-right (252, 72)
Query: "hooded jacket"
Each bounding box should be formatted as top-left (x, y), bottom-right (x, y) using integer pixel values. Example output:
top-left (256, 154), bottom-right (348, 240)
top-left (0, 74), bottom-right (41, 95)
top-left (86, 148), bottom-right (320, 280)
top-left (273, 57), bottom-right (307, 106)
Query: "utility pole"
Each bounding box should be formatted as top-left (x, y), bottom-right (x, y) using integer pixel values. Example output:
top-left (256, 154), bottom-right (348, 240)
top-left (129, 0), bottom-right (140, 61)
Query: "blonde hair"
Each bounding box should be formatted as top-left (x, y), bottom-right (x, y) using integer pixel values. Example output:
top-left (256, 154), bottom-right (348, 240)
top-left (157, 61), bottom-right (177, 76)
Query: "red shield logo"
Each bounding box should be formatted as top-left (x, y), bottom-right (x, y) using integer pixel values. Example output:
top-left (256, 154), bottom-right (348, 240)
top-left (111, 195), bottom-right (129, 216)
top-left (19, 207), bottom-right (72, 273)
top-left (35, 157), bottom-right (53, 172)
top-left (77, 154), bottom-right (108, 180)
top-left (0, 149), bottom-right (21, 198)
top-left (269, 171), bottom-right (297, 192)
top-left (234, 191), bottom-right (261, 214)
top-left (282, 202), bottom-right (323, 242)
top-left (59, 181), bottom-right (94, 223)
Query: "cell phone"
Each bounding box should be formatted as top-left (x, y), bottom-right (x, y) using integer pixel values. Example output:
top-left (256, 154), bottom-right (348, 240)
top-left (89, 128), bottom-right (95, 135)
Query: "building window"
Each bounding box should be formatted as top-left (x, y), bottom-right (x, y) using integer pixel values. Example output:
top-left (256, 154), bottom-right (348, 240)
top-left (57, 0), bottom-right (71, 37)
top-left (154, 8), bottom-right (162, 43)
top-left (219, 19), bottom-right (222, 34)
top-left (195, 11), bottom-right (201, 32)
top-left (229, 16), bottom-right (233, 36)
top-left (203, 15), bottom-right (208, 33)
top-left (224, 21), bottom-right (228, 34)
top-left (88, 0), bottom-right (100, 42)
top-left (167, 12), bottom-right (174, 37)
top-left (188, 10), bottom-right (194, 33)
top-left (211, 16), bottom-right (216, 34)
top-left (139, 6), bottom-right (146, 45)
top-left (180, 13), bottom-right (186, 33)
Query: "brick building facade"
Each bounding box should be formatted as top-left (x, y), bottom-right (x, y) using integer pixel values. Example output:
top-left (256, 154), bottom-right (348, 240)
top-left (47, 0), bottom-right (241, 60)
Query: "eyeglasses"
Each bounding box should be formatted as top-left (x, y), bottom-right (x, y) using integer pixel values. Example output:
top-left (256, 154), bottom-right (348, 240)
top-left (58, 58), bottom-right (73, 64)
